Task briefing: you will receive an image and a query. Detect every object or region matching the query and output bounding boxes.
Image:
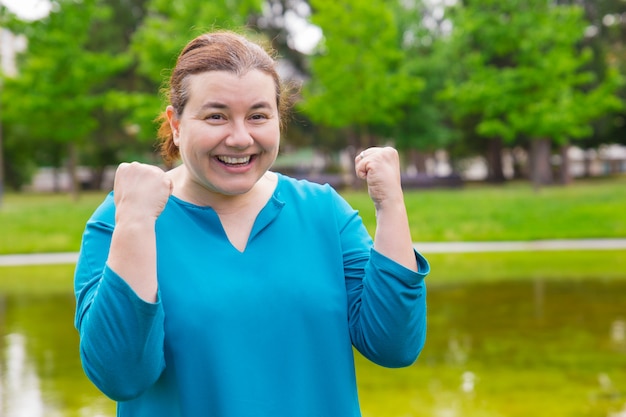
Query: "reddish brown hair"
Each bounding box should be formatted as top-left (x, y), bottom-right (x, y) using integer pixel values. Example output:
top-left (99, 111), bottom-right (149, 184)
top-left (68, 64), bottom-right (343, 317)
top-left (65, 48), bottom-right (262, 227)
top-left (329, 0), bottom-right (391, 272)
top-left (156, 31), bottom-right (292, 164)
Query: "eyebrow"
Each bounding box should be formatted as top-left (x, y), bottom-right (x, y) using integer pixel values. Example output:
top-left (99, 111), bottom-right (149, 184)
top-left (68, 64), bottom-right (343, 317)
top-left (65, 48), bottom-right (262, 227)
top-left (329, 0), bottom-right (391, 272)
top-left (200, 101), bottom-right (273, 111)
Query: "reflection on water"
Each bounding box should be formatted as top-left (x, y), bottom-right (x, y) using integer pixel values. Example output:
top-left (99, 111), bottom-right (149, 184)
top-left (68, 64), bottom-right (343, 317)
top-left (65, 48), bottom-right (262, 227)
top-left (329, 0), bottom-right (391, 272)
top-left (0, 294), bottom-right (115, 417)
top-left (357, 279), bottom-right (626, 417)
top-left (459, 371), bottom-right (475, 394)
top-left (1, 333), bottom-right (45, 417)
top-left (1, 279), bottom-right (625, 417)
top-left (611, 319), bottom-right (626, 347)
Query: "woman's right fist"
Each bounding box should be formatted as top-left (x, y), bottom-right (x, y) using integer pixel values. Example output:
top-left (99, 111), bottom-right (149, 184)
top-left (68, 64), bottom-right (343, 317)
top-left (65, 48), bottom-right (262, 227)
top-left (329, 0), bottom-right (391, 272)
top-left (113, 162), bottom-right (173, 221)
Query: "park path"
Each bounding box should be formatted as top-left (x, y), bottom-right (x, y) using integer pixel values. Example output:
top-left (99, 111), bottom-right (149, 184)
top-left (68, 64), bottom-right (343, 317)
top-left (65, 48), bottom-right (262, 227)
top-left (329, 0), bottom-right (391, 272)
top-left (1, 238), bottom-right (626, 267)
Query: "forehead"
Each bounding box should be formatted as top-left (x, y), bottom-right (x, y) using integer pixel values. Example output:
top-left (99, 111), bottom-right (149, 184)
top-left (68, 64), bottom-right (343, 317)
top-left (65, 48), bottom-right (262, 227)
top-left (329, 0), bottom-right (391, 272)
top-left (183, 70), bottom-right (278, 107)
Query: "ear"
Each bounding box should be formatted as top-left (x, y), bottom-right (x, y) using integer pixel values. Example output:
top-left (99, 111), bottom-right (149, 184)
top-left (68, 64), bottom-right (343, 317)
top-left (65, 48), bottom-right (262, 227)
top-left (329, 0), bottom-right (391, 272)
top-left (166, 105), bottom-right (181, 146)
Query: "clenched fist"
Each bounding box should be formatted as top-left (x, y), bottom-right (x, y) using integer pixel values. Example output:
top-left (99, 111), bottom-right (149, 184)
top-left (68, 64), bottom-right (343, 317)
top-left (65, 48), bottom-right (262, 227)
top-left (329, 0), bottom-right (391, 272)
top-left (113, 162), bottom-right (173, 222)
top-left (355, 147), bottom-right (404, 210)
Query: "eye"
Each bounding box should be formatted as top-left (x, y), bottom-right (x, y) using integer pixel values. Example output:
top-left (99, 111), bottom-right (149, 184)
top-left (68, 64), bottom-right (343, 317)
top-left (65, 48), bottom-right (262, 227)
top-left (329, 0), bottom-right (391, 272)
top-left (249, 113), bottom-right (269, 121)
top-left (202, 113), bottom-right (228, 124)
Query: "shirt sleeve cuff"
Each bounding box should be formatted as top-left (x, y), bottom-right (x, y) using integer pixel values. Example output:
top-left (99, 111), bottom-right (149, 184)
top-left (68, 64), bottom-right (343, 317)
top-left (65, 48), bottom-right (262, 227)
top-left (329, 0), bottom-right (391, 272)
top-left (369, 248), bottom-right (430, 283)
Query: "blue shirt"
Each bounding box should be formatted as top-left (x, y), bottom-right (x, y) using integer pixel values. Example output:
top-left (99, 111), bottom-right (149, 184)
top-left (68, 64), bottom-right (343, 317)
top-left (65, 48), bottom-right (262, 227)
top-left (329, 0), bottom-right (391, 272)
top-left (74, 173), bottom-right (429, 417)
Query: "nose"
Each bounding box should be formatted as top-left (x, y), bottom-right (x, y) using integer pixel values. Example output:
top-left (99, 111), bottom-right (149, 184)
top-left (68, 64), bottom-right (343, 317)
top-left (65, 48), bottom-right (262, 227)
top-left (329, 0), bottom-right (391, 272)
top-left (224, 120), bottom-right (254, 149)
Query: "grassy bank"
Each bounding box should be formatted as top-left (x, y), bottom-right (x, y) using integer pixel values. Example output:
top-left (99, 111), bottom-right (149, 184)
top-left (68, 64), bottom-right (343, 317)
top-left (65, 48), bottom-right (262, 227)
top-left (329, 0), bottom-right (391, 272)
top-left (1, 176), bottom-right (624, 255)
top-left (0, 192), bottom-right (107, 254)
top-left (347, 176), bottom-right (626, 242)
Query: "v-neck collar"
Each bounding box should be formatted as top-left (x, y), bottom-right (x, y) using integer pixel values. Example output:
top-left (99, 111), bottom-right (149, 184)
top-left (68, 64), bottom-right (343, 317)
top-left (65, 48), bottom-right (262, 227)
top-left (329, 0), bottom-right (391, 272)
top-left (167, 173), bottom-right (286, 254)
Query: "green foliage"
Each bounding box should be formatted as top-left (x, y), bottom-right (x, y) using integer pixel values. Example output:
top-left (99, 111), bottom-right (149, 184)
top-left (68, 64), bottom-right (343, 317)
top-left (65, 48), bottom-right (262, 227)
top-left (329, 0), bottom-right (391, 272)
top-left (2, 0), bottom-right (129, 144)
top-left (439, 0), bottom-right (623, 145)
top-left (0, 0), bottom-right (624, 190)
top-left (563, 0), bottom-right (626, 145)
top-left (132, 0), bottom-right (263, 84)
top-left (301, 0), bottom-right (423, 135)
top-left (0, 0), bottom-right (132, 190)
top-left (389, 1), bottom-right (458, 152)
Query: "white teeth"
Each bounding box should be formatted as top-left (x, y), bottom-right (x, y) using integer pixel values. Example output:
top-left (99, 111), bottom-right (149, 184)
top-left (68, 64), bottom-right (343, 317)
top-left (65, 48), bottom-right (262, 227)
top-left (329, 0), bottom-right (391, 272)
top-left (217, 155), bottom-right (251, 165)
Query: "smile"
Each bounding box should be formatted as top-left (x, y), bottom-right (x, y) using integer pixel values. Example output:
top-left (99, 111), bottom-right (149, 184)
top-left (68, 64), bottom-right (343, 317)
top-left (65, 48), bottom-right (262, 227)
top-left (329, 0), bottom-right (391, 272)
top-left (216, 155), bottom-right (253, 166)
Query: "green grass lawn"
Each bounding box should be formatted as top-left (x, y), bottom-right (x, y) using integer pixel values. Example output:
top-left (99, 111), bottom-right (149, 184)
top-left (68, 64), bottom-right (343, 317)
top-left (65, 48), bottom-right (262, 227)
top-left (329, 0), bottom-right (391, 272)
top-left (346, 176), bottom-right (626, 242)
top-left (0, 191), bottom-right (107, 254)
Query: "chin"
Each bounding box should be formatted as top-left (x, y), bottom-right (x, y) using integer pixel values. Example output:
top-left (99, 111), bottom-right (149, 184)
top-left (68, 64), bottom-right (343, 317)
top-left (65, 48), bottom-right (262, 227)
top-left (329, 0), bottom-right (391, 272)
top-left (210, 179), bottom-right (259, 196)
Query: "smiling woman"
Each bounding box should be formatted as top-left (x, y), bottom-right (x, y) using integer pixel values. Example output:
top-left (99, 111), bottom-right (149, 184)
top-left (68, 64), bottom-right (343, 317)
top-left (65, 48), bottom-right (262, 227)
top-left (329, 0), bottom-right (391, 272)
top-left (73, 30), bottom-right (430, 417)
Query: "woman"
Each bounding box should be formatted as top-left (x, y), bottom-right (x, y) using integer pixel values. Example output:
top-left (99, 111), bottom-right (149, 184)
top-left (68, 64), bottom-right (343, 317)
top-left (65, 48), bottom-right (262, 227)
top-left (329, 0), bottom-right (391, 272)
top-left (74, 30), bottom-right (429, 417)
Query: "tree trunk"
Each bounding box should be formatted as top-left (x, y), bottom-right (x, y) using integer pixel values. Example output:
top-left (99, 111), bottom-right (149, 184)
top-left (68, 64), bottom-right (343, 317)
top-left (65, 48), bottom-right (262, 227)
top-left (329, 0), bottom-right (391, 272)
top-left (346, 128), bottom-right (361, 189)
top-left (359, 128), bottom-right (377, 149)
top-left (582, 149), bottom-right (592, 177)
top-left (486, 137), bottom-right (506, 183)
top-left (51, 167), bottom-right (60, 193)
top-left (529, 138), bottom-right (553, 189)
top-left (410, 149), bottom-right (428, 175)
top-left (67, 142), bottom-right (80, 201)
top-left (90, 166), bottom-right (106, 190)
top-left (558, 142), bottom-right (572, 185)
top-left (511, 146), bottom-right (527, 179)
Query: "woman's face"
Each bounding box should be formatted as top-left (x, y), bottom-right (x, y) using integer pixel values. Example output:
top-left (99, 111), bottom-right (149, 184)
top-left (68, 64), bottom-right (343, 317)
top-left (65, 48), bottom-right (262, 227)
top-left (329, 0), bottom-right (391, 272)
top-left (167, 69), bottom-right (280, 198)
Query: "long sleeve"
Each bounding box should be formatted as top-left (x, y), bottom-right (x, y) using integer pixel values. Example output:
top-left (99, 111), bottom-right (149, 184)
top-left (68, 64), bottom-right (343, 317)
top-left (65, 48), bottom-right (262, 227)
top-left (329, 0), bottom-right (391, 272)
top-left (74, 194), bottom-right (166, 401)
top-left (333, 191), bottom-right (429, 368)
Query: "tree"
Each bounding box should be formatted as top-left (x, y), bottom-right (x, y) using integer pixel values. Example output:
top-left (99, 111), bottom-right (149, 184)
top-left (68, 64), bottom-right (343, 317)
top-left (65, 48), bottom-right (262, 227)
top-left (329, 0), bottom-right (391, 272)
top-left (301, 0), bottom-right (424, 152)
top-left (0, 5), bottom-right (29, 201)
top-left (81, 0), bottom-right (154, 189)
top-left (389, 0), bottom-right (459, 174)
top-left (562, 0), bottom-right (626, 152)
top-left (2, 0), bottom-right (129, 197)
top-left (439, 0), bottom-right (622, 186)
top-left (0, 6), bottom-right (9, 204)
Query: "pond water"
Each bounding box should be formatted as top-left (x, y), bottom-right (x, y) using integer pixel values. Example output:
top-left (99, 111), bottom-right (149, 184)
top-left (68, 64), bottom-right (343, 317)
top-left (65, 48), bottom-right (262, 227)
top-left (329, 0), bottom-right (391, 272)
top-left (1, 279), bottom-right (625, 417)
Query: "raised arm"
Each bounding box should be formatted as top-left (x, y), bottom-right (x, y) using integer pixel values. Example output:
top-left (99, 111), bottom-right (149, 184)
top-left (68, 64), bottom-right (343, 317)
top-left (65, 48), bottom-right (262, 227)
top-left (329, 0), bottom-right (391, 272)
top-left (107, 162), bottom-right (172, 301)
top-left (355, 147), bottom-right (417, 272)
top-left (345, 147), bottom-right (428, 367)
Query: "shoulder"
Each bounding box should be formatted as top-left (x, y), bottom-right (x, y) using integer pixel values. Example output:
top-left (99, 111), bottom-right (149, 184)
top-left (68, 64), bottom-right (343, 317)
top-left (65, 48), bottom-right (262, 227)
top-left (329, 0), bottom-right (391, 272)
top-left (87, 191), bottom-right (116, 226)
top-left (274, 172), bottom-right (357, 219)
top-left (275, 172), bottom-right (339, 201)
